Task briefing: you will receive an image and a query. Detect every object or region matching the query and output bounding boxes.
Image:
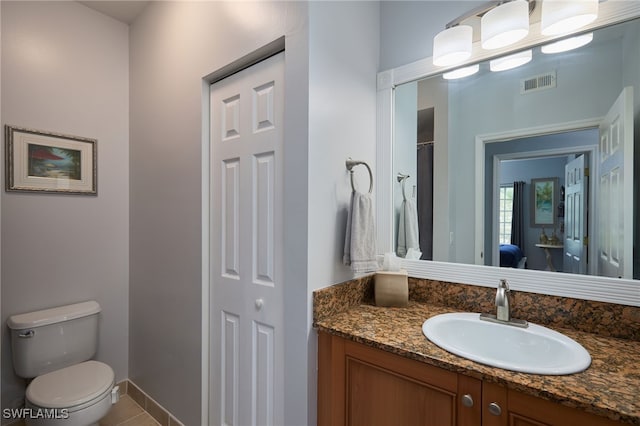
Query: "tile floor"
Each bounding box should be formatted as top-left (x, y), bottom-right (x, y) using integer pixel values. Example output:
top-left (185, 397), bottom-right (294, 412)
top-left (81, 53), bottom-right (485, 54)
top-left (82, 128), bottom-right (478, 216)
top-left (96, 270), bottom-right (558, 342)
top-left (99, 395), bottom-right (160, 426)
top-left (7, 392), bottom-right (162, 426)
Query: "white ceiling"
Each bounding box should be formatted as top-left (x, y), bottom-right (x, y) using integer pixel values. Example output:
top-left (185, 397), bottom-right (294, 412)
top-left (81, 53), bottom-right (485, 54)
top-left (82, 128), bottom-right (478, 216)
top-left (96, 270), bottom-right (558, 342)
top-left (77, 1), bottom-right (150, 25)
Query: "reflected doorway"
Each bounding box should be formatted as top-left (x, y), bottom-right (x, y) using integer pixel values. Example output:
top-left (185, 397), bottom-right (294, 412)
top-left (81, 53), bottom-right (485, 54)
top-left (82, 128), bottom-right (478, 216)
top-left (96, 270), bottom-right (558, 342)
top-left (487, 129), bottom-right (599, 274)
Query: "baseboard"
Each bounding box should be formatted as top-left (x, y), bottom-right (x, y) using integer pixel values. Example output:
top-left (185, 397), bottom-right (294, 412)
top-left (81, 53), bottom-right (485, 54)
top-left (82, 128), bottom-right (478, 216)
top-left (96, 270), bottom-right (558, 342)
top-left (123, 380), bottom-right (185, 426)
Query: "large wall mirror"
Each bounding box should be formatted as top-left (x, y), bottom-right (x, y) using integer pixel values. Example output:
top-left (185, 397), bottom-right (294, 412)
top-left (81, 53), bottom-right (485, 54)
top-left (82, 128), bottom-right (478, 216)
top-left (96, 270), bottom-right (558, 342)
top-left (377, 3), bottom-right (640, 306)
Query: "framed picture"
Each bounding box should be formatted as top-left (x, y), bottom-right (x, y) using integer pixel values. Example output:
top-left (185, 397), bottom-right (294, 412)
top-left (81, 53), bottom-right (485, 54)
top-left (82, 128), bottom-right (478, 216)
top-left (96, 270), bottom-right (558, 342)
top-left (530, 177), bottom-right (558, 227)
top-left (5, 125), bottom-right (97, 195)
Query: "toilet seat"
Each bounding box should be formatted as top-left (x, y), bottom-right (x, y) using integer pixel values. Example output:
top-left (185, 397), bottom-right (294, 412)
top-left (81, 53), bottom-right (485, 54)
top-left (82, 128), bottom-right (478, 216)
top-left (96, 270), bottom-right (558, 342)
top-left (26, 361), bottom-right (114, 412)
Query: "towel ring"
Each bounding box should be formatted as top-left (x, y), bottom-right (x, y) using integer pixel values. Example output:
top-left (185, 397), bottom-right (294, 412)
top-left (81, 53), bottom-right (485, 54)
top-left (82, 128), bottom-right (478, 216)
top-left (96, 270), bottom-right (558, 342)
top-left (346, 158), bottom-right (373, 194)
top-left (397, 173), bottom-right (410, 201)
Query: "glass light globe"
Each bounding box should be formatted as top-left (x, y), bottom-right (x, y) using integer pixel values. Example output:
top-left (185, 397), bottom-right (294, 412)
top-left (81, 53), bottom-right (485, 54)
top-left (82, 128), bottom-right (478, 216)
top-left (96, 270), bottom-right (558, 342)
top-left (481, 1), bottom-right (530, 50)
top-left (433, 25), bottom-right (473, 66)
top-left (541, 0), bottom-right (598, 36)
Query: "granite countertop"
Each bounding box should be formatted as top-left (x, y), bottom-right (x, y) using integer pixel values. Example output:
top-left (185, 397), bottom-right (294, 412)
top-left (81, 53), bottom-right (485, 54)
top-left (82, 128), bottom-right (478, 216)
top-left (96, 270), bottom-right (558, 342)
top-left (316, 301), bottom-right (640, 425)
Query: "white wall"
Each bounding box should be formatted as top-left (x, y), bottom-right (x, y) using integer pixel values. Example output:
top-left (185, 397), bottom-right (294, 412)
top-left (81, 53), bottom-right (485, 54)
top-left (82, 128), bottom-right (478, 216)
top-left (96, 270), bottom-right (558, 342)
top-left (0, 0), bottom-right (129, 416)
top-left (306, 2), bottom-right (379, 423)
top-left (379, 1), bottom-right (477, 71)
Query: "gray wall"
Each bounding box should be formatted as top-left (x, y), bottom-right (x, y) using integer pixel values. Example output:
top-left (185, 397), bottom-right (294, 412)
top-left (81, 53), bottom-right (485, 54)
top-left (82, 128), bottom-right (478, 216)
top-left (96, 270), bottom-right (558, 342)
top-left (128, 3), bottom-right (307, 424)
top-left (0, 1), bottom-right (376, 423)
top-left (306, 2), bottom-right (379, 423)
top-left (446, 36), bottom-right (623, 265)
top-left (622, 20), bottom-right (640, 277)
top-left (379, 1), bottom-right (477, 71)
top-left (1, 1), bottom-right (129, 416)
top-left (393, 82), bottom-right (418, 253)
top-left (129, 2), bottom-right (379, 425)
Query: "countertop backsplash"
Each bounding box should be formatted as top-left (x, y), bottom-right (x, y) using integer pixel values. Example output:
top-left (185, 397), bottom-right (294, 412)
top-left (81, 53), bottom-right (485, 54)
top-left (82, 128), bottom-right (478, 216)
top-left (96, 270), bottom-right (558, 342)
top-left (313, 275), bottom-right (640, 341)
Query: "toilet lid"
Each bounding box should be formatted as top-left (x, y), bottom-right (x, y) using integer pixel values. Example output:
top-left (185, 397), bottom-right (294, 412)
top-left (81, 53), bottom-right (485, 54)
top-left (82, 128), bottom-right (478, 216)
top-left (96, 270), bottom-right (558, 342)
top-left (26, 360), bottom-right (114, 409)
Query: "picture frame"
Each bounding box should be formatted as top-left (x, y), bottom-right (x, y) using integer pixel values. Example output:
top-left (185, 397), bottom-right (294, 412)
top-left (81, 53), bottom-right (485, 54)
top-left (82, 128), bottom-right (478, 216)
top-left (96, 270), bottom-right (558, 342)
top-left (5, 125), bottom-right (97, 195)
top-left (530, 177), bottom-right (558, 227)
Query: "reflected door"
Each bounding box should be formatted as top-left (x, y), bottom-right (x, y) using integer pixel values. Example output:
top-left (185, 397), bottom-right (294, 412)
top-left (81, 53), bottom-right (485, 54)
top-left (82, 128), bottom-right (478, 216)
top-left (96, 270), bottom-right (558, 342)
top-left (597, 87), bottom-right (633, 279)
top-left (210, 52), bottom-right (285, 426)
top-left (564, 154), bottom-right (587, 274)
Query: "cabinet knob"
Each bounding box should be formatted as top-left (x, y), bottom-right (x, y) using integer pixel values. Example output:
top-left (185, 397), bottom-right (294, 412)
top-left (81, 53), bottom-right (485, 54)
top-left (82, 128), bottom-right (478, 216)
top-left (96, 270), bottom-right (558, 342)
top-left (255, 299), bottom-right (264, 310)
top-left (461, 394), bottom-right (474, 408)
top-left (488, 402), bottom-right (502, 416)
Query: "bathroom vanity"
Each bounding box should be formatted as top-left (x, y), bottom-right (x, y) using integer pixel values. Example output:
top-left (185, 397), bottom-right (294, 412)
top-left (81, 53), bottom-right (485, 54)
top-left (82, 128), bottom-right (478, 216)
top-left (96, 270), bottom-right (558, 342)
top-left (318, 331), bottom-right (623, 426)
top-left (314, 277), bottom-right (640, 426)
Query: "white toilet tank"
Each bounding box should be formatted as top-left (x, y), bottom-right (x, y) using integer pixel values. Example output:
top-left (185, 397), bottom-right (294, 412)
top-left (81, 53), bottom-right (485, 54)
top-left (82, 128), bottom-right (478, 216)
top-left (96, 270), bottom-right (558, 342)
top-left (8, 301), bottom-right (101, 378)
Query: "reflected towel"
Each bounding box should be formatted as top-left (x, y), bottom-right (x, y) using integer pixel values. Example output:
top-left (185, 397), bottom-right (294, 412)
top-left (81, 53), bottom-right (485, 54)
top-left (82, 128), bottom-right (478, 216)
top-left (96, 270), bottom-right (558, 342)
top-left (343, 191), bottom-right (378, 273)
top-left (397, 198), bottom-right (420, 258)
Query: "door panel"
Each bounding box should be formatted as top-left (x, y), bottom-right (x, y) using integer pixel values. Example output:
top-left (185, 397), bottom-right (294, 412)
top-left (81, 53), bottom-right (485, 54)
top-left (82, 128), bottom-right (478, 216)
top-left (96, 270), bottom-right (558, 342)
top-left (597, 87), bottom-right (633, 278)
top-left (211, 52), bottom-right (284, 426)
top-left (564, 154), bottom-right (587, 274)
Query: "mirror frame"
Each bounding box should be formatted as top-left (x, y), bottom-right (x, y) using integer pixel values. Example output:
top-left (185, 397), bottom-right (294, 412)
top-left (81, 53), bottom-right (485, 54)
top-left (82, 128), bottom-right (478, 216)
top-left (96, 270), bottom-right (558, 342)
top-left (376, 1), bottom-right (640, 307)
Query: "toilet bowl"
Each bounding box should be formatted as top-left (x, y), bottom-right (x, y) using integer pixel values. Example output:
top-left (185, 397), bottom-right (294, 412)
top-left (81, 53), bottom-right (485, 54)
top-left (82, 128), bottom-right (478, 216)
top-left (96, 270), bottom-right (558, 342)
top-left (25, 361), bottom-right (118, 426)
top-left (8, 301), bottom-right (119, 426)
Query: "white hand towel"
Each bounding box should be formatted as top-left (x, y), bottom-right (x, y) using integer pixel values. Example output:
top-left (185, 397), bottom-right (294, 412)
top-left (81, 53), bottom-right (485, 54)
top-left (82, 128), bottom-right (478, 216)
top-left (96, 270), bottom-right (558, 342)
top-left (397, 198), bottom-right (420, 258)
top-left (343, 191), bottom-right (378, 273)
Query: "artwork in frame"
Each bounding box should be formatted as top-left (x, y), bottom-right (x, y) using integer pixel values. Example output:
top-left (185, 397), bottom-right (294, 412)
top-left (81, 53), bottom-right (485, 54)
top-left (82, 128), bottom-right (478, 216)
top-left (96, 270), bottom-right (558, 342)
top-left (530, 177), bottom-right (558, 227)
top-left (5, 125), bottom-right (97, 195)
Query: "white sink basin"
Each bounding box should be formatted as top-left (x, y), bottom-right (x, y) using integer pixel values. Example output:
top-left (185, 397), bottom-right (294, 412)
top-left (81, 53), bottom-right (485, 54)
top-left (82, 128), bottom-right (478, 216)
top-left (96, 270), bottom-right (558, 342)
top-left (422, 312), bottom-right (591, 375)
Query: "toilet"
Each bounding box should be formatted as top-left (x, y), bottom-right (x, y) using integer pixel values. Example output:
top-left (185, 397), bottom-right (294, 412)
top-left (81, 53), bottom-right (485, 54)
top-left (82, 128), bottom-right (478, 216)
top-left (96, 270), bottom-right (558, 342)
top-left (8, 301), bottom-right (119, 426)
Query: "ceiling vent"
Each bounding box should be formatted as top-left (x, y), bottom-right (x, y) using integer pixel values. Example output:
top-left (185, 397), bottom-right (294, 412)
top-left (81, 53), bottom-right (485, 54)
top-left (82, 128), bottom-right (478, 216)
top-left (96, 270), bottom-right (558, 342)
top-left (520, 71), bottom-right (556, 94)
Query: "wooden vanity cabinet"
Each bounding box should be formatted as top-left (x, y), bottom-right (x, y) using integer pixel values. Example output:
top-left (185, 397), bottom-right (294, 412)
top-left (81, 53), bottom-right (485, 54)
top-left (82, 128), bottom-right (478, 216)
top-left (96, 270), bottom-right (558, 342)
top-left (318, 331), bottom-right (481, 426)
top-left (318, 332), bottom-right (622, 426)
top-left (486, 382), bottom-right (622, 426)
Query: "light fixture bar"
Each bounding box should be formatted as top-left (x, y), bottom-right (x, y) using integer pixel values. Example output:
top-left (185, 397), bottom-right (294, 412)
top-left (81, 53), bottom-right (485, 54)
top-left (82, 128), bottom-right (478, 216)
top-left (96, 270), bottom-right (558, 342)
top-left (445, 0), bottom-right (536, 29)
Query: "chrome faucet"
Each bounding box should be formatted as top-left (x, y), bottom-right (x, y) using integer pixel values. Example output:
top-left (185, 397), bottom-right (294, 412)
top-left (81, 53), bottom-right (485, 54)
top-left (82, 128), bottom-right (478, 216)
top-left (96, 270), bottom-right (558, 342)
top-left (480, 279), bottom-right (528, 328)
top-left (495, 279), bottom-right (510, 321)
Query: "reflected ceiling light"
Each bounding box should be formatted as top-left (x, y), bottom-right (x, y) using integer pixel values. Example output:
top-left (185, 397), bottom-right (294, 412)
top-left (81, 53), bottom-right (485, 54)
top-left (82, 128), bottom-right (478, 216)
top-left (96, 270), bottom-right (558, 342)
top-left (541, 0), bottom-right (599, 36)
top-left (481, 0), bottom-right (530, 50)
top-left (541, 32), bottom-right (593, 53)
top-left (443, 64), bottom-right (480, 80)
top-left (433, 25), bottom-right (473, 66)
top-left (490, 49), bottom-right (532, 72)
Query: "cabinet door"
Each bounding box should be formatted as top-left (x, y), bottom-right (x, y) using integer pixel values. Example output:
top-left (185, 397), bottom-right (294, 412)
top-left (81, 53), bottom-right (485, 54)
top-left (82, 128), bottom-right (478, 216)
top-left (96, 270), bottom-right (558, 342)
top-left (506, 389), bottom-right (623, 426)
top-left (317, 332), bottom-right (481, 426)
top-left (483, 382), bottom-right (508, 426)
top-left (481, 382), bottom-right (622, 426)
top-left (346, 355), bottom-right (456, 426)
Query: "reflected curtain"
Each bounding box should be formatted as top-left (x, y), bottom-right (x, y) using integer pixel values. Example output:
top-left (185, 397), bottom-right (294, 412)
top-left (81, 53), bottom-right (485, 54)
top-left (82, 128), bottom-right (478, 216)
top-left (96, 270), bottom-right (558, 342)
top-left (417, 143), bottom-right (434, 260)
top-left (511, 181), bottom-right (525, 249)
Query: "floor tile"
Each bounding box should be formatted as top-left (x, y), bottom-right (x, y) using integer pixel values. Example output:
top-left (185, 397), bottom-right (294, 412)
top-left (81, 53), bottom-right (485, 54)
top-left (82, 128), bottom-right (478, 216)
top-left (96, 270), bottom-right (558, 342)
top-left (118, 412), bottom-right (161, 426)
top-left (99, 395), bottom-right (145, 426)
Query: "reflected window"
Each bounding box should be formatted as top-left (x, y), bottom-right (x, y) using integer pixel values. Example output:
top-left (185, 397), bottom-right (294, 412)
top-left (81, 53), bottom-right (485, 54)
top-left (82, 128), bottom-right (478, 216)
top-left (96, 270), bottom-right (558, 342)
top-left (499, 185), bottom-right (514, 244)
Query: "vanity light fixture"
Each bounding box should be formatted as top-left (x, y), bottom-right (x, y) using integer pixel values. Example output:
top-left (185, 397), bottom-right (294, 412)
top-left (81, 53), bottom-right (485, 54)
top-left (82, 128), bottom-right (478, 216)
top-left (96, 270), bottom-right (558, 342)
top-left (541, 0), bottom-right (599, 35)
top-left (433, 25), bottom-right (473, 66)
top-left (490, 49), bottom-right (532, 71)
top-left (443, 64), bottom-right (480, 80)
top-left (433, 0), bottom-right (600, 67)
top-left (481, 0), bottom-right (530, 50)
top-left (541, 32), bottom-right (593, 53)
